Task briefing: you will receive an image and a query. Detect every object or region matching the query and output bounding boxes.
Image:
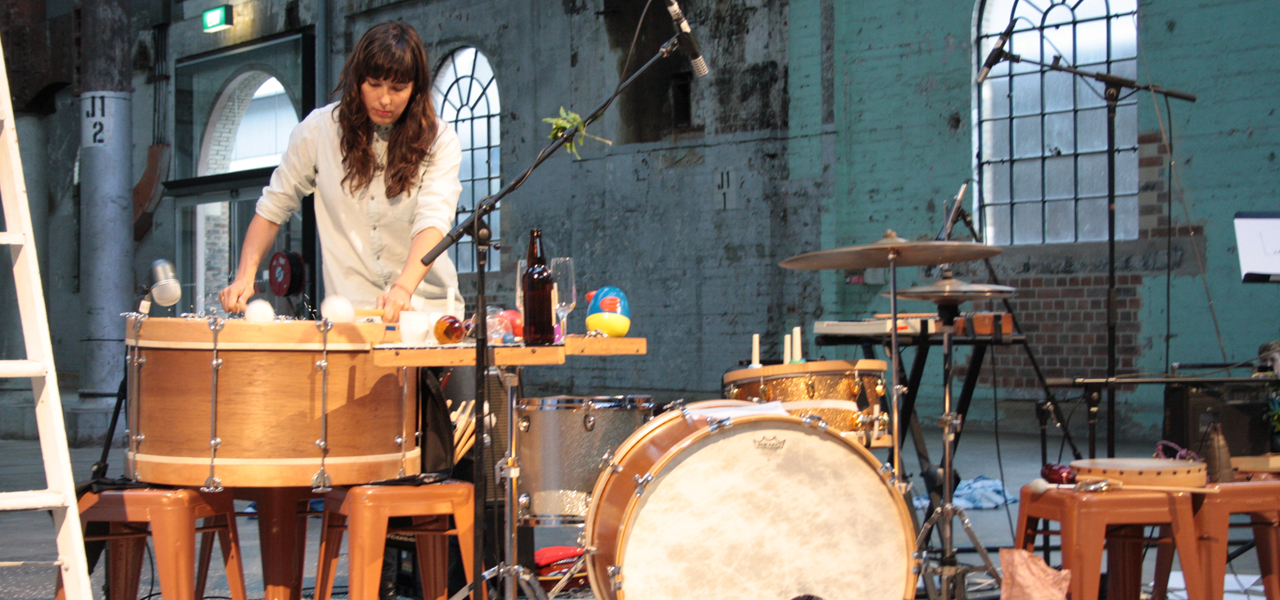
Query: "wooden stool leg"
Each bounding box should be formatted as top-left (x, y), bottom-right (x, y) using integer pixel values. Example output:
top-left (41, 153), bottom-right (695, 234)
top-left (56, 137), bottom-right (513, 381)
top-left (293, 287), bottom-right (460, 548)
top-left (106, 522), bottom-right (146, 600)
top-left (315, 508), bottom-right (347, 600)
top-left (345, 502), bottom-right (392, 600)
top-left (195, 524), bottom-right (215, 600)
top-left (1151, 526), bottom-right (1176, 600)
top-left (453, 489), bottom-right (476, 584)
top-left (215, 513), bottom-right (249, 600)
top-left (1107, 524), bottom-right (1147, 600)
top-left (413, 516), bottom-right (450, 600)
top-left (1252, 512), bottom-right (1280, 600)
top-left (148, 502), bottom-right (199, 600)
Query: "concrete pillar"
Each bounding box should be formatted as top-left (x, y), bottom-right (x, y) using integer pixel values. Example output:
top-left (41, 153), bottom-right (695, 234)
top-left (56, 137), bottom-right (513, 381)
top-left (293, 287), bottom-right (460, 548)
top-left (78, 0), bottom-right (133, 429)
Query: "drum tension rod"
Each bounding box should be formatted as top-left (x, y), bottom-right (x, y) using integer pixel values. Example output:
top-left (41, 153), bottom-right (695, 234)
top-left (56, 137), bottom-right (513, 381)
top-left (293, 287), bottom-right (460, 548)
top-left (311, 319), bottom-right (334, 492)
top-left (202, 317), bottom-right (226, 493)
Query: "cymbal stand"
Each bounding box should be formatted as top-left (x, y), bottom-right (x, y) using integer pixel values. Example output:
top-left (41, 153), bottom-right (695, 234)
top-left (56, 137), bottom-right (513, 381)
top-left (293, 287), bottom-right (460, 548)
top-left (887, 249), bottom-right (905, 489)
top-left (915, 196), bottom-right (1000, 600)
top-left (913, 307), bottom-right (1001, 600)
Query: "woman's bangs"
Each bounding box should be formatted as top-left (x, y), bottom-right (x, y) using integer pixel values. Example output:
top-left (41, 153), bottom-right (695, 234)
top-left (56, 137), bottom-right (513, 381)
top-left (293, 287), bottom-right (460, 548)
top-left (364, 43), bottom-right (417, 84)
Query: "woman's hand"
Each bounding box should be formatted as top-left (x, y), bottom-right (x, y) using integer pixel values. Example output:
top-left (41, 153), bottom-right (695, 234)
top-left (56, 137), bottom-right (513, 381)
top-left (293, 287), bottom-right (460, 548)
top-left (219, 278), bottom-right (256, 313)
top-left (377, 283), bottom-right (414, 323)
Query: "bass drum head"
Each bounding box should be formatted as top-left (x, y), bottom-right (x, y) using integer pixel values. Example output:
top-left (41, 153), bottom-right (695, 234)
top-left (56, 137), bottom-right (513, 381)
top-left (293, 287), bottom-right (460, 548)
top-left (613, 417), bottom-right (914, 600)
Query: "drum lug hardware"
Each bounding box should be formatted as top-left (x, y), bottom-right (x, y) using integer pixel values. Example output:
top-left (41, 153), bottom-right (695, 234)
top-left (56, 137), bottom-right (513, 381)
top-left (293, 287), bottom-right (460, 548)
top-left (707, 417), bottom-right (732, 432)
top-left (583, 413), bottom-right (596, 432)
top-left (315, 359), bottom-right (328, 371)
top-left (518, 493), bottom-right (531, 509)
top-left (201, 475), bottom-right (223, 493)
top-left (598, 451), bottom-right (614, 470)
top-left (805, 375), bottom-right (816, 399)
top-left (209, 437), bottom-right (222, 449)
top-left (311, 468), bottom-right (332, 492)
top-left (519, 416), bottom-right (530, 432)
top-left (132, 433), bottom-right (145, 443)
top-left (136, 356), bottom-right (146, 366)
top-left (747, 395), bottom-right (763, 403)
top-left (633, 473), bottom-right (653, 496)
top-left (801, 413), bottom-right (828, 430)
top-left (610, 462), bottom-right (623, 473)
top-left (607, 566), bottom-right (623, 590)
top-left (314, 439), bottom-right (327, 451)
top-left (211, 358), bottom-right (223, 370)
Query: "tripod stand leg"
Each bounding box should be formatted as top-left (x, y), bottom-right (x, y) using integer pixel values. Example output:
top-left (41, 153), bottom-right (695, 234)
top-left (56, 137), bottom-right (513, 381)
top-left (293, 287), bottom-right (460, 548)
top-left (955, 506), bottom-right (1002, 586)
top-left (516, 567), bottom-right (548, 600)
top-left (915, 506), bottom-right (945, 600)
top-left (449, 565), bottom-right (501, 600)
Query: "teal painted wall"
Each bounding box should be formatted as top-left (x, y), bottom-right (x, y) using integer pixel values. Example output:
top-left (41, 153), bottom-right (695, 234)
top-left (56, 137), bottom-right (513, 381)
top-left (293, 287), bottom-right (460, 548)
top-left (793, 0), bottom-right (1280, 438)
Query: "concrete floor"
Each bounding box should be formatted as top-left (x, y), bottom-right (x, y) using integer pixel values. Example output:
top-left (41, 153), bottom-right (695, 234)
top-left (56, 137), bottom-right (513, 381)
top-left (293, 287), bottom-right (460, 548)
top-left (0, 425), bottom-right (1271, 600)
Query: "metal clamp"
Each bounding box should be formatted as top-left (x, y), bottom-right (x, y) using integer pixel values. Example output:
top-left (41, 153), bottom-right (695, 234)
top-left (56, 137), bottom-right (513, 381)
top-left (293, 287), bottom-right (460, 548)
top-left (801, 413), bottom-right (828, 430)
top-left (707, 417), bottom-right (733, 432)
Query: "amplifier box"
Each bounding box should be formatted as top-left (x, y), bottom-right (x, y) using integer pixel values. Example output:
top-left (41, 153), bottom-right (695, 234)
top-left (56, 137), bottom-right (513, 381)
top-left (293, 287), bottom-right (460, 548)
top-left (1163, 383), bottom-right (1271, 459)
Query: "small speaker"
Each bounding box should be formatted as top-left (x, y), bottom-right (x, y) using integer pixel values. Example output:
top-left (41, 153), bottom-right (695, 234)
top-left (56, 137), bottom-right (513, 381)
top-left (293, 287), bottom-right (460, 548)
top-left (1163, 382), bottom-right (1271, 458)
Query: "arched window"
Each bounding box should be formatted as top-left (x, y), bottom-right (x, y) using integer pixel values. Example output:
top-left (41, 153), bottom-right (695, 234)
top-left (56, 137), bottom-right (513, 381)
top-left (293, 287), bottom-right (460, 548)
top-left (975, 0), bottom-right (1138, 245)
top-left (432, 48), bottom-right (501, 273)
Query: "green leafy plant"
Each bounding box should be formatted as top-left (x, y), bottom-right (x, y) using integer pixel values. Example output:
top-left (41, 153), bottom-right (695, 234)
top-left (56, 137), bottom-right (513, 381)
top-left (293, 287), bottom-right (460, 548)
top-left (543, 107), bottom-right (612, 160)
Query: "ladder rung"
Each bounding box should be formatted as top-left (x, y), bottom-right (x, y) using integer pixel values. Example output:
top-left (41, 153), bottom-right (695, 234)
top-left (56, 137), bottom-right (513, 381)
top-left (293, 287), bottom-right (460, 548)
top-left (0, 490), bottom-right (71, 511)
top-left (0, 560), bottom-right (62, 568)
top-left (0, 231), bottom-right (23, 245)
top-left (0, 360), bottom-right (48, 378)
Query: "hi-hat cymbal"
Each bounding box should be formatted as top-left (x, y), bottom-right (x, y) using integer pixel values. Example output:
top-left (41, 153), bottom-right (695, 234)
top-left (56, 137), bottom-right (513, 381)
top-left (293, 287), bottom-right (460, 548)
top-left (887, 276), bottom-right (1016, 305)
top-left (780, 230), bottom-right (1002, 270)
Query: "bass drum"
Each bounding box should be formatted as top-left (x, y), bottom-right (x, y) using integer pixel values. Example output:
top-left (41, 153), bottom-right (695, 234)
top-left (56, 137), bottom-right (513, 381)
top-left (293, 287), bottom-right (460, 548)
top-left (585, 400), bottom-right (917, 600)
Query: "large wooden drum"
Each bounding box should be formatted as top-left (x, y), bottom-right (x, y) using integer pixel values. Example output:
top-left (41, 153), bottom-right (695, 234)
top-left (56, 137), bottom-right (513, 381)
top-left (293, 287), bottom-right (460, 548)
top-left (124, 316), bottom-right (419, 488)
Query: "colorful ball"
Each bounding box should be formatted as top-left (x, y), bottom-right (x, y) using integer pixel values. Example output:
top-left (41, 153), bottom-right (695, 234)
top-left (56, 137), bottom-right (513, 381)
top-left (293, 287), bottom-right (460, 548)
top-left (586, 286), bottom-right (630, 318)
top-left (585, 312), bottom-right (631, 338)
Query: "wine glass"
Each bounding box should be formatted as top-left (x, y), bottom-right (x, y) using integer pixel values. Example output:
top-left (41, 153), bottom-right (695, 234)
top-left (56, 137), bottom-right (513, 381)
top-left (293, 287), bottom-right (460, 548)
top-left (550, 257), bottom-right (576, 341)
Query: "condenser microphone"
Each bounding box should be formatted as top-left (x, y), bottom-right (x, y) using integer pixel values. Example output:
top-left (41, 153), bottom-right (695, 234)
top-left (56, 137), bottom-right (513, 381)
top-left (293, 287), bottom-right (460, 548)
top-left (664, 0), bottom-right (709, 77)
top-left (139, 259), bottom-right (181, 313)
top-left (977, 20), bottom-right (1016, 84)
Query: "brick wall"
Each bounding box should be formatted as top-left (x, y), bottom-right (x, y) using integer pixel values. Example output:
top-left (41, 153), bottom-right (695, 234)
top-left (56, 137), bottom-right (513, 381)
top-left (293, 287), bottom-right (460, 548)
top-left (961, 274), bottom-right (1143, 392)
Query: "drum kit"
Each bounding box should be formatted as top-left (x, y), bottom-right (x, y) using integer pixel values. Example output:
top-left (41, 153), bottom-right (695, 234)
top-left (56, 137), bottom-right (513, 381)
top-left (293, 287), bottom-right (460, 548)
top-left (121, 223), bottom-right (1016, 600)
top-left (488, 228), bottom-right (1018, 600)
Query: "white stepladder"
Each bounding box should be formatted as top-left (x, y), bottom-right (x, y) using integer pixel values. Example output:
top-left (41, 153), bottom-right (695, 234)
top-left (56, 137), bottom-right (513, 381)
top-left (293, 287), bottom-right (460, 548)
top-left (0, 30), bottom-right (94, 600)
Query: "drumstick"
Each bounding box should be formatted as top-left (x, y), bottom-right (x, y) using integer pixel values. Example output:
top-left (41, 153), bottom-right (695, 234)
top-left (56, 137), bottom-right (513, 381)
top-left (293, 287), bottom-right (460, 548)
top-left (455, 412), bottom-right (476, 448)
top-left (1029, 477), bottom-right (1219, 495)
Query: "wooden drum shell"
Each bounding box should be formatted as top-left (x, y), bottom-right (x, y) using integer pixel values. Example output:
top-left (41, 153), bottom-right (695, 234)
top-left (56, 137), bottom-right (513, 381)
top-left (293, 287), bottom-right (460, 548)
top-left (126, 317), bottom-right (419, 487)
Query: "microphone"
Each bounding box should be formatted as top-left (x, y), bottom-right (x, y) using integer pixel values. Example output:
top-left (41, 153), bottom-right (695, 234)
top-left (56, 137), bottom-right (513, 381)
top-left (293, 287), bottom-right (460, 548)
top-left (139, 259), bottom-right (181, 313)
top-left (977, 20), bottom-right (1015, 84)
top-left (663, 0), bottom-right (709, 78)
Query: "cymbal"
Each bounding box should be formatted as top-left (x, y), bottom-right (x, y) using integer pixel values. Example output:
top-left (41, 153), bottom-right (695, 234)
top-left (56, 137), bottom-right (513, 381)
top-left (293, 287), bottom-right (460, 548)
top-left (887, 276), bottom-right (1016, 305)
top-left (779, 231), bottom-right (1002, 270)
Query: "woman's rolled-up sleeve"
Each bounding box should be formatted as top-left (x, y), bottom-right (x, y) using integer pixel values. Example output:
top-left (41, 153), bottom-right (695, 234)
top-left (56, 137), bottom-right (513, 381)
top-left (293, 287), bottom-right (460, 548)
top-left (410, 124), bottom-right (463, 240)
top-left (256, 110), bottom-right (323, 225)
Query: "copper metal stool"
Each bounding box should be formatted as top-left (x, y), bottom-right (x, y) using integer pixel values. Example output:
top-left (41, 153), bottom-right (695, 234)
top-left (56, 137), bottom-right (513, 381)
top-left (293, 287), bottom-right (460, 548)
top-left (314, 481), bottom-right (476, 600)
top-left (1152, 480), bottom-right (1280, 600)
top-left (60, 488), bottom-right (247, 600)
top-left (1014, 485), bottom-right (1206, 600)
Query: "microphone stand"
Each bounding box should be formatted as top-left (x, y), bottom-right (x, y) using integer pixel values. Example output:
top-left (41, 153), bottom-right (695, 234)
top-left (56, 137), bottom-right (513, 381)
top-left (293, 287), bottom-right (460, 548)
top-left (982, 49), bottom-right (1195, 457)
top-left (425, 35), bottom-right (691, 600)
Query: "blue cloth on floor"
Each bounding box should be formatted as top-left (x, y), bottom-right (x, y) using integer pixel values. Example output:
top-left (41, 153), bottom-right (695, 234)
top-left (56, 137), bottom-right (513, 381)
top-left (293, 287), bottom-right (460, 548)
top-left (912, 476), bottom-right (1018, 510)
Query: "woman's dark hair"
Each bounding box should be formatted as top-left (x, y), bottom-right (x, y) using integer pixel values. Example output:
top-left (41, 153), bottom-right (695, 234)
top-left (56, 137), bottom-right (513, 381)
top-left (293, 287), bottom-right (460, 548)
top-left (334, 21), bottom-right (439, 199)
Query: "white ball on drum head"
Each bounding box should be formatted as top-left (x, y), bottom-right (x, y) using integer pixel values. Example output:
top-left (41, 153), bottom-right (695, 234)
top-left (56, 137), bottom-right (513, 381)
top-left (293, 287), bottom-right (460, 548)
top-left (321, 296), bottom-right (356, 322)
top-left (244, 299), bottom-right (276, 323)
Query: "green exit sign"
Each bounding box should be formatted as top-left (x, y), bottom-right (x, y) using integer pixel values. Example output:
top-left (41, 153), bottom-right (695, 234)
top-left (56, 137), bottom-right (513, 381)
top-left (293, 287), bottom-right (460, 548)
top-left (202, 5), bottom-right (233, 32)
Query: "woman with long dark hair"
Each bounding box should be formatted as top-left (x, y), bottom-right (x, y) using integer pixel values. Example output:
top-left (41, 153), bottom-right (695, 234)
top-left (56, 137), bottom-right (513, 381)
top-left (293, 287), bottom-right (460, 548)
top-left (220, 21), bottom-right (462, 322)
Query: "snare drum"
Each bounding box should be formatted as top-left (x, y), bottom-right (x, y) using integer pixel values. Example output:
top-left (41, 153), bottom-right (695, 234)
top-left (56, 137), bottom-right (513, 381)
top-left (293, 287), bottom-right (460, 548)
top-left (124, 316), bottom-right (418, 488)
top-left (584, 400), bottom-right (917, 600)
top-left (723, 359), bottom-right (888, 437)
top-left (516, 395), bottom-right (653, 525)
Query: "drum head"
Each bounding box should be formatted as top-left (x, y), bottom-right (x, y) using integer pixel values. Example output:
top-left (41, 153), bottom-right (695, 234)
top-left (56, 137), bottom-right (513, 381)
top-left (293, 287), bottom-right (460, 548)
top-left (615, 417), bottom-right (914, 600)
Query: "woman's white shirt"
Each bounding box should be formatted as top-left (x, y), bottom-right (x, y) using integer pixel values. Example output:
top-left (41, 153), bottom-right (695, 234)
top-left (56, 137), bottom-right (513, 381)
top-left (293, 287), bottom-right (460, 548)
top-left (256, 102), bottom-right (464, 314)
